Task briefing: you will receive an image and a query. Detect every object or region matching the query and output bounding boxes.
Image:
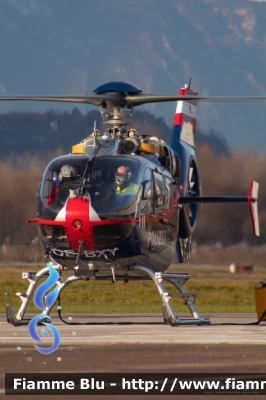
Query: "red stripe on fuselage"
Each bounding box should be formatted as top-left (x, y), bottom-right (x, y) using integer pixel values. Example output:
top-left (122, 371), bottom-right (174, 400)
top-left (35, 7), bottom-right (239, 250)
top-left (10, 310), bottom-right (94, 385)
top-left (29, 217), bottom-right (137, 226)
top-left (174, 113), bottom-right (182, 125)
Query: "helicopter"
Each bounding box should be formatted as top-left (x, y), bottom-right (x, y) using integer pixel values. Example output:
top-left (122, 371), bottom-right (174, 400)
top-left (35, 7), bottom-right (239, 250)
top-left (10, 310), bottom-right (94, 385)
top-left (2, 81), bottom-right (261, 327)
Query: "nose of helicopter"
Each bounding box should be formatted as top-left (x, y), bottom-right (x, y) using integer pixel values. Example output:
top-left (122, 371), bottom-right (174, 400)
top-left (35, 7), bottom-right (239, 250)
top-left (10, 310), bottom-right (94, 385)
top-left (65, 197), bottom-right (97, 251)
top-left (64, 196), bottom-right (137, 251)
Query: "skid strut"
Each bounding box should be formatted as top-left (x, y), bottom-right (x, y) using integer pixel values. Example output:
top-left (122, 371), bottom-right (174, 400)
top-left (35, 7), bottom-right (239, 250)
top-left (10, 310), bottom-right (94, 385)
top-left (6, 262), bottom-right (79, 326)
top-left (134, 265), bottom-right (210, 326)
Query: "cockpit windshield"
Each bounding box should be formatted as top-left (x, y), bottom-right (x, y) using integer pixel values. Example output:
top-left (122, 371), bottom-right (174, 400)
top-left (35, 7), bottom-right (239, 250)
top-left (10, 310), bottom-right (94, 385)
top-left (38, 155), bottom-right (142, 220)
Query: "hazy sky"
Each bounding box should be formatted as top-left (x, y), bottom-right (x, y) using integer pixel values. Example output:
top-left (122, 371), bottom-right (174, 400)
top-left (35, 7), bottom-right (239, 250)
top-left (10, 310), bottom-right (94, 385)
top-left (1, 0), bottom-right (266, 152)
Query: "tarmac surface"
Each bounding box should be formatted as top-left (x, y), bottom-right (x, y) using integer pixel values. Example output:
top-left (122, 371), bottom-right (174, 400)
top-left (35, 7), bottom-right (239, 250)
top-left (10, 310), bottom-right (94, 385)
top-left (1, 313), bottom-right (266, 399)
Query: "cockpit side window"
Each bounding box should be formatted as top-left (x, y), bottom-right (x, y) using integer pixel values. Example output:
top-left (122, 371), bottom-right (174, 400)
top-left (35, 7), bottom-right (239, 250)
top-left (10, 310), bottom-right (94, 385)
top-left (153, 170), bottom-right (165, 209)
top-left (141, 167), bottom-right (153, 215)
top-left (142, 167), bottom-right (152, 200)
top-left (39, 155), bottom-right (87, 216)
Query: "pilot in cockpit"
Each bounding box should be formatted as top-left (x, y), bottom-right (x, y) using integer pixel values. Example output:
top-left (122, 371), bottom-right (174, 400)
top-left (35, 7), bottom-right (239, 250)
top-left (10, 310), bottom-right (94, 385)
top-left (48, 165), bottom-right (78, 205)
top-left (58, 165), bottom-right (77, 182)
top-left (115, 165), bottom-right (138, 195)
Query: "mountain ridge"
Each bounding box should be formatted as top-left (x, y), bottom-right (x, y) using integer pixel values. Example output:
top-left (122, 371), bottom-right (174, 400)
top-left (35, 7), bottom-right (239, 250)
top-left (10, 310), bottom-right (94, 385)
top-left (1, 0), bottom-right (266, 152)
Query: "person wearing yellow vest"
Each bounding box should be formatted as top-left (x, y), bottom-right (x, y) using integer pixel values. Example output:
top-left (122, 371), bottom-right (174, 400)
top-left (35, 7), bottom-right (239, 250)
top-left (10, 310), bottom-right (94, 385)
top-left (115, 165), bottom-right (138, 195)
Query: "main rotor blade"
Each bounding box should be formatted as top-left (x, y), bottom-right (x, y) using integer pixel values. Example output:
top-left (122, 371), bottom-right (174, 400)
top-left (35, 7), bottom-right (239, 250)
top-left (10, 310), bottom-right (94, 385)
top-left (125, 94), bottom-right (266, 106)
top-left (0, 93), bottom-right (125, 107)
top-left (1, 93), bottom-right (266, 107)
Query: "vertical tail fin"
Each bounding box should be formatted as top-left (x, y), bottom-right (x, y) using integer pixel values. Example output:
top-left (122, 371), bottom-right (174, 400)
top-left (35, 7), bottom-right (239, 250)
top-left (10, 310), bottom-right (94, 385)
top-left (172, 83), bottom-right (200, 263)
top-left (170, 84), bottom-right (198, 153)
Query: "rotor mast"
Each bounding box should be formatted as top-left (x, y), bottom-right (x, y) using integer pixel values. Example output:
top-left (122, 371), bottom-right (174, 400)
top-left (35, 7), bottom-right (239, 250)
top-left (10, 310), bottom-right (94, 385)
top-left (93, 81), bottom-right (142, 131)
top-left (100, 103), bottom-right (134, 130)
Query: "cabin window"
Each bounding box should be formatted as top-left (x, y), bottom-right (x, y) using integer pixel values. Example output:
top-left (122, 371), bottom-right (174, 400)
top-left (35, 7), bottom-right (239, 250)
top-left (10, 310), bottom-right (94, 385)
top-left (141, 167), bottom-right (153, 214)
top-left (164, 176), bottom-right (171, 210)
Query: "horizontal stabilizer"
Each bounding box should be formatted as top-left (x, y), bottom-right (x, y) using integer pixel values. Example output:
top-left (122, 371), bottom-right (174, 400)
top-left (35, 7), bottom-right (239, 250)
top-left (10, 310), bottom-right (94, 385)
top-left (179, 181), bottom-right (260, 236)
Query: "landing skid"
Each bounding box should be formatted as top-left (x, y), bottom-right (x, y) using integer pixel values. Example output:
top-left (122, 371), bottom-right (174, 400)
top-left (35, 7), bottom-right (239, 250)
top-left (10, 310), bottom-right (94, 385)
top-left (6, 262), bottom-right (210, 327)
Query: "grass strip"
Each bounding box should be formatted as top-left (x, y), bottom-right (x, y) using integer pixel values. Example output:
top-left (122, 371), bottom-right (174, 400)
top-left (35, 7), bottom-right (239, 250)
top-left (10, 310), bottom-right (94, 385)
top-left (0, 267), bottom-right (261, 314)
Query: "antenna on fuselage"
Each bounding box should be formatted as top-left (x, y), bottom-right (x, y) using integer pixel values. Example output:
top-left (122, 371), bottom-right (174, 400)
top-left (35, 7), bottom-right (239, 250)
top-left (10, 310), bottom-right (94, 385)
top-left (93, 120), bottom-right (98, 147)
